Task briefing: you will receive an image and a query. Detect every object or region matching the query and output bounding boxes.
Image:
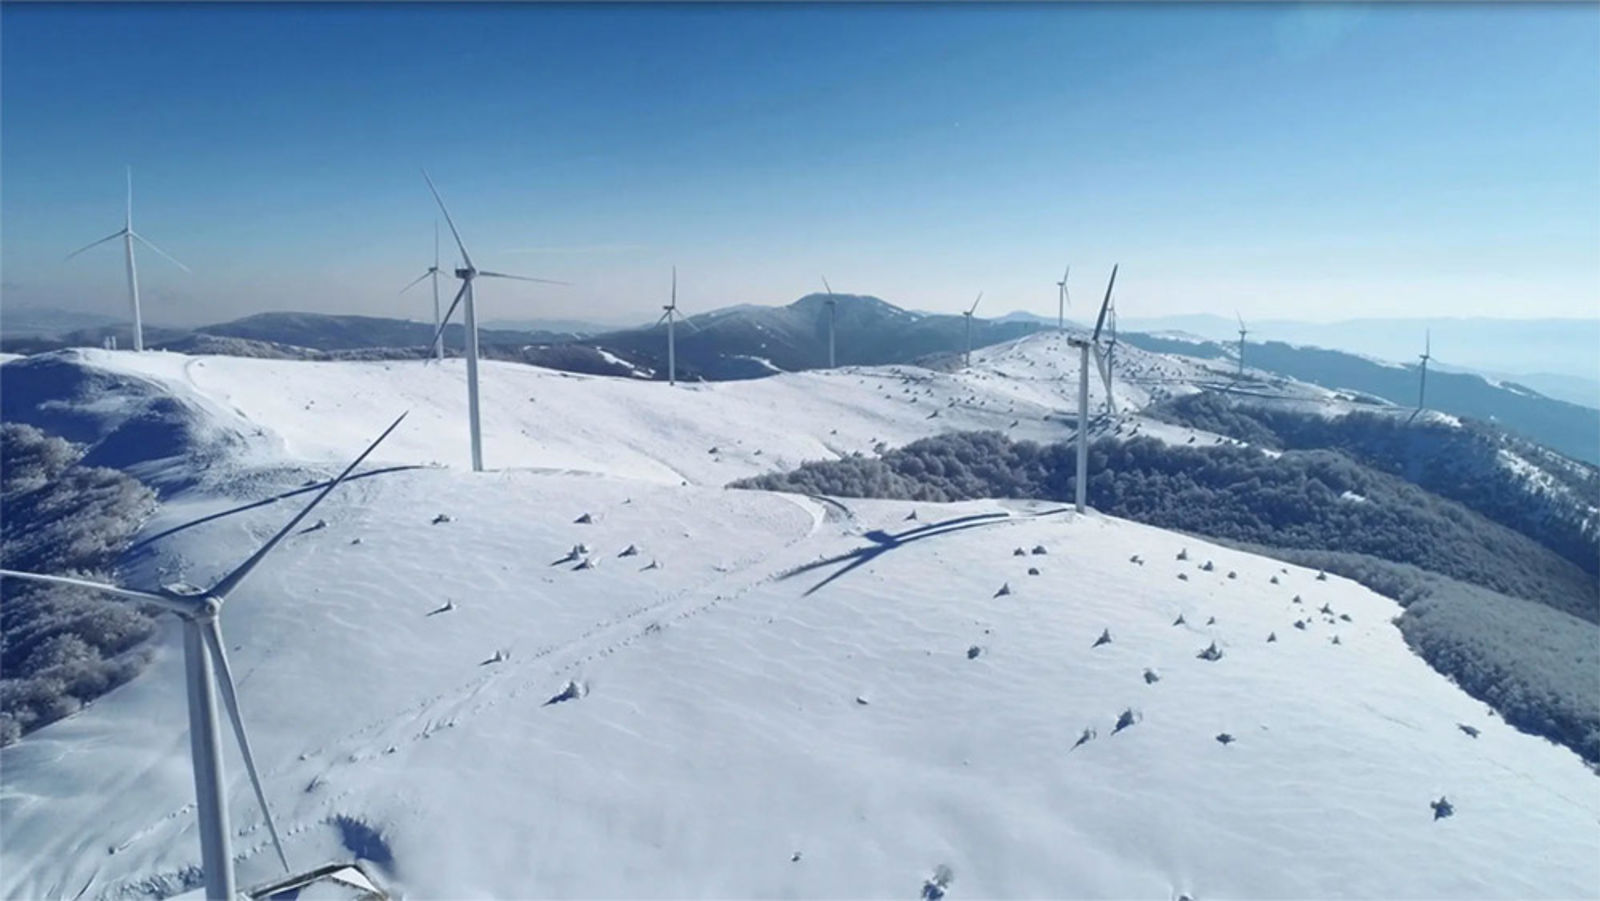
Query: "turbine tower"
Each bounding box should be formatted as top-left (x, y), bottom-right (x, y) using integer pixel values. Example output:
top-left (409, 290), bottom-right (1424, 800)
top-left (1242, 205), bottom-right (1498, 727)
top-left (821, 276), bottom-right (838, 369)
top-left (962, 291), bottom-right (984, 368)
top-left (1235, 311), bottom-right (1248, 378)
top-left (0, 414), bottom-right (408, 901)
top-left (1056, 264), bottom-right (1070, 331)
top-left (401, 220), bottom-right (445, 361)
top-left (656, 265), bottom-right (699, 385)
top-left (66, 166), bottom-right (189, 352)
top-left (421, 171), bottom-right (567, 472)
top-left (1417, 329), bottom-right (1432, 410)
top-left (1067, 265), bottom-right (1119, 513)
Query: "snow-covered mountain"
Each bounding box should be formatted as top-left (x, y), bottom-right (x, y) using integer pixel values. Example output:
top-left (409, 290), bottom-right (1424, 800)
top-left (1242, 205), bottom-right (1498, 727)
top-left (3, 338), bottom-right (1598, 899)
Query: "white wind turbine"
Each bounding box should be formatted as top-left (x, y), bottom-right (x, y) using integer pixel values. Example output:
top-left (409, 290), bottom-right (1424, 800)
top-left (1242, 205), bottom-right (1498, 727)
top-left (821, 276), bottom-right (838, 369)
top-left (656, 265), bottom-right (700, 386)
top-left (962, 291), bottom-right (984, 368)
top-left (1235, 311), bottom-right (1248, 378)
top-left (0, 413), bottom-right (408, 901)
top-left (401, 220), bottom-right (446, 361)
top-left (66, 166), bottom-right (190, 352)
top-left (1056, 264), bottom-right (1070, 331)
top-left (1067, 265), bottom-right (1119, 513)
top-left (1417, 330), bottom-right (1432, 409)
top-left (421, 171), bottom-right (568, 473)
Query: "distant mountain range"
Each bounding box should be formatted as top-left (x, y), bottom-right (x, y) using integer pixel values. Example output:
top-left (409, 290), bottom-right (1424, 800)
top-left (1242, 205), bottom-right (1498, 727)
top-left (1119, 314), bottom-right (1600, 407)
top-left (1115, 331), bottom-right (1600, 466)
top-left (5, 297), bottom-right (1596, 464)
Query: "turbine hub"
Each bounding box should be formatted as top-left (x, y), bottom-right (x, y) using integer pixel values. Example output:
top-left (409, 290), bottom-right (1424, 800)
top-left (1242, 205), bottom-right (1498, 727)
top-left (455, 267), bottom-right (475, 279)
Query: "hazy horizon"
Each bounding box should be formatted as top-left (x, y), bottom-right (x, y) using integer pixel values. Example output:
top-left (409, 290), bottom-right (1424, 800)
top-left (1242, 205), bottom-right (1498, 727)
top-left (2, 4), bottom-right (1596, 328)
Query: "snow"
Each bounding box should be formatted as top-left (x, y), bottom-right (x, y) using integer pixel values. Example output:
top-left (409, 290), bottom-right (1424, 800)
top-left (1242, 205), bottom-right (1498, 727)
top-left (2, 346), bottom-right (1598, 899)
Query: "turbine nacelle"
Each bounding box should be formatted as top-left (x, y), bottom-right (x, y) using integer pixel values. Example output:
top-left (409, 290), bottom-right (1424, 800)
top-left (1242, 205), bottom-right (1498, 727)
top-left (455, 266), bottom-right (476, 280)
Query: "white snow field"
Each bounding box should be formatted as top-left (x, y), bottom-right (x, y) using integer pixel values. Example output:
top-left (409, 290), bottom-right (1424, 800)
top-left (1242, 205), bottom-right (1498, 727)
top-left (2, 344), bottom-right (1597, 900)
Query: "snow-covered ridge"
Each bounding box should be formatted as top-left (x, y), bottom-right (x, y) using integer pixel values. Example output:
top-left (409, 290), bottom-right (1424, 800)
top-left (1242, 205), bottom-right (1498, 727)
top-left (2, 342), bottom-right (1597, 899)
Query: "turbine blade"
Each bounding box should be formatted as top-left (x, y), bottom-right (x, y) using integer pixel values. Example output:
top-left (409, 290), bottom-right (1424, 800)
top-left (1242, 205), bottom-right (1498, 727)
top-left (969, 291), bottom-right (983, 315)
top-left (201, 619), bottom-right (291, 874)
top-left (434, 219), bottom-right (440, 269)
top-left (0, 569), bottom-right (191, 614)
top-left (132, 233), bottom-right (191, 273)
top-left (1425, 329), bottom-right (1431, 355)
top-left (425, 281), bottom-right (470, 354)
top-left (210, 412), bottom-right (408, 600)
top-left (478, 271), bottom-right (570, 286)
top-left (65, 230), bottom-right (126, 261)
top-left (821, 275), bottom-right (833, 297)
top-left (655, 311), bottom-right (671, 328)
top-left (671, 265), bottom-right (677, 309)
top-left (1062, 263), bottom-right (1070, 285)
top-left (422, 170), bottom-right (474, 271)
top-left (399, 271), bottom-right (431, 294)
top-left (1236, 310), bottom-right (1246, 331)
top-left (1092, 345), bottom-right (1118, 413)
top-left (1092, 265), bottom-right (1118, 342)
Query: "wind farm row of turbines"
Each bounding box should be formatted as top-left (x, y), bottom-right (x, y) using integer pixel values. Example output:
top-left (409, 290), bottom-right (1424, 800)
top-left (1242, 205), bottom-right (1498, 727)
top-left (61, 169), bottom-right (1442, 479)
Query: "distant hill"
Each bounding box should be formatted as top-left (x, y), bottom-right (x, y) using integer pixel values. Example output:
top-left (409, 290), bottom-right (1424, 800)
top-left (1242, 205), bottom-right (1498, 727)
top-left (1119, 314), bottom-right (1600, 394)
top-left (194, 312), bottom-right (573, 351)
top-left (580, 293), bottom-right (1045, 378)
top-left (1118, 331), bottom-right (1600, 466)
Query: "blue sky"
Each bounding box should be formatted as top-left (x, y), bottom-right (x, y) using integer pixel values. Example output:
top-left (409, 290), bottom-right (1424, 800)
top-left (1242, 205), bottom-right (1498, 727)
top-left (3, 2), bottom-right (1596, 328)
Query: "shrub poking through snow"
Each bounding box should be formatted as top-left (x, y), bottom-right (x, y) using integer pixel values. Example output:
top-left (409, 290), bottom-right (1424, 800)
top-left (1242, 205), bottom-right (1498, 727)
top-left (967, 645), bottom-right (982, 660)
top-left (1177, 573), bottom-right (1189, 581)
top-left (1458, 724), bottom-right (1480, 738)
top-left (1070, 727), bottom-right (1097, 750)
top-left (921, 865), bottom-right (954, 901)
top-left (1013, 548), bottom-right (1027, 556)
top-left (574, 513), bottom-right (593, 524)
top-left (1143, 668), bottom-right (1160, 684)
top-left (1112, 708), bottom-right (1139, 734)
top-left (1093, 629), bottom-right (1112, 648)
top-left (1227, 571), bottom-right (1237, 579)
top-left (1130, 554), bottom-right (1143, 565)
top-left (1317, 571), bottom-right (1328, 581)
top-left (1293, 595), bottom-right (1303, 604)
top-left (1206, 616), bottom-right (1216, 625)
top-left (1201, 561), bottom-right (1215, 572)
top-left (1031, 545), bottom-right (1048, 555)
top-left (994, 583), bottom-right (1012, 597)
top-left (1267, 632), bottom-right (1277, 642)
top-left (1027, 567), bottom-right (1040, 576)
top-left (1216, 733), bottom-right (1235, 745)
top-left (1431, 797), bottom-right (1454, 820)
top-left (432, 513), bottom-right (452, 524)
top-left (543, 680), bottom-right (585, 706)
top-left (1177, 548), bottom-right (1189, 561)
top-left (1294, 620), bottom-right (1307, 630)
top-left (1173, 613), bottom-right (1186, 626)
top-left (619, 544), bottom-right (639, 557)
top-left (1197, 641), bottom-right (1224, 661)
top-left (1270, 575), bottom-right (1280, 584)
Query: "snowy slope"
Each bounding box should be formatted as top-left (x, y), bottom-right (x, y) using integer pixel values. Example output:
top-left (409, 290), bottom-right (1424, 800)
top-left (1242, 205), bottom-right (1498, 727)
top-left (2, 347), bottom-right (1597, 900)
top-left (2, 338), bottom-right (1248, 488)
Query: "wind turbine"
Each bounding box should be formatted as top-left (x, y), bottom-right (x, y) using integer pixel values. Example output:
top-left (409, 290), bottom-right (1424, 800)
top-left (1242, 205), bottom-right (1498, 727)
top-left (0, 413), bottom-right (408, 901)
top-left (1067, 265), bottom-right (1119, 513)
top-left (1235, 311), bottom-right (1248, 378)
top-left (421, 171), bottom-right (567, 473)
top-left (65, 166), bottom-right (189, 352)
top-left (1417, 329), bottom-right (1432, 409)
top-left (656, 265), bottom-right (700, 386)
top-left (401, 220), bottom-right (445, 361)
top-left (1056, 264), bottom-right (1070, 331)
top-left (821, 276), bottom-right (838, 369)
top-left (962, 291), bottom-right (984, 368)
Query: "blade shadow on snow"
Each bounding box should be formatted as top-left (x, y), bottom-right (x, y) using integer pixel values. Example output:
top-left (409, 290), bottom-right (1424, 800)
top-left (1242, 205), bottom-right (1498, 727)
top-left (128, 465), bottom-right (426, 554)
top-left (779, 511), bottom-right (1013, 597)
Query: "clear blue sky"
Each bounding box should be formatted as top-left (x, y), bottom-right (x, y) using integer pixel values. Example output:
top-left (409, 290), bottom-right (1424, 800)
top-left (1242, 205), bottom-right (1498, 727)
top-left (3, 2), bottom-right (1596, 328)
